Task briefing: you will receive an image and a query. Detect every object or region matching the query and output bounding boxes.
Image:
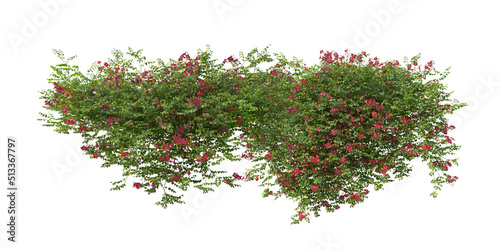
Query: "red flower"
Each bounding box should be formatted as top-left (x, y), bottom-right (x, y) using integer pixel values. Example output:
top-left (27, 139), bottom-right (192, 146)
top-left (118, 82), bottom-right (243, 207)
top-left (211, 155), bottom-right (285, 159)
top-left (171, 175), bottom-right (181, 182)
top-left (364, 98), bottom-right (376, 107)
top-left (133, 182), bottom-right (141, 189)
top-left (264, 152), bottom-right (272, 159)
top-left (311, 186), bottom-right (319, 191)
top-left (291, 169), bottom-right (302, 176)
top-left (346, 144), bottom-right (353, 153)
top-left (255, 177), bottom-right (259, 181)
top-left (93, 153), bottom-right (99, 158)
top-left (64, 119), bottom-right (76, 125)
top-left (287, 106), bottom-right (299, 113)
top-left (162, 143), bottom-right (172, 151)
top-left (288, 94), bottom-right (294, 99)
top-left (364, 189), bottom-right (370, 194)
top-left (104, 62), bottom-right (109, 67)
top-left (372, 111), bottom-right (377, 117)
top-left (62, 108), bottom-right (68, 114)
top-left (350, 194), bottom-right (360, 201)
top-left (331, 130), bottom-right (339, 135)
top-left (198, 80), bottom-right (207, 87)
top-left (299, 214), bottom-right (306, 220)
top-left (121, 152), bottom-right (129, 157)
top-left (422, 144), bottom-right (431, 150)
top-left (401, 118), bottom-right (412, 124)
top-left (339, 157), bottom-right (346, 164)
top-left (378, 169), bottom-right (387, 175)
top-left (311, 155), bottom-right (320, 163)
top-left (152, 182), bottom-right (156, 189)
top-left (304, 116), bottom-right (309, 121)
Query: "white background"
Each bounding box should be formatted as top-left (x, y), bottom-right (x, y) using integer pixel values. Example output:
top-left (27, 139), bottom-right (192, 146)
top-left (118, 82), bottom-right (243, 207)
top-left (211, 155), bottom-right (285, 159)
top-left (1, 0), bottom-right (499, 249)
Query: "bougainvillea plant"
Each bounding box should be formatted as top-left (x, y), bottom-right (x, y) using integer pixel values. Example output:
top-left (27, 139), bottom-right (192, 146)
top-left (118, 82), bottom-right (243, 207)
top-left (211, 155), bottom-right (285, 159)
top-left (38, 45), bottom-right (467, 224)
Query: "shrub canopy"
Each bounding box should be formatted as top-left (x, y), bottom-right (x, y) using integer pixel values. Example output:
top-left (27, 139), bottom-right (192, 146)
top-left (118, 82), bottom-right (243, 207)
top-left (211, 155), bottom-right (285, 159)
top-left (38, 46), bottom-right (467, 223)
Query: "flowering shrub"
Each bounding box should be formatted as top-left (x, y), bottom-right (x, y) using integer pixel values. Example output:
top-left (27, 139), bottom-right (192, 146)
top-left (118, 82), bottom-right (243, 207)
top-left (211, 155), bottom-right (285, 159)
top-left (38, 46), bottom-right (467, 224)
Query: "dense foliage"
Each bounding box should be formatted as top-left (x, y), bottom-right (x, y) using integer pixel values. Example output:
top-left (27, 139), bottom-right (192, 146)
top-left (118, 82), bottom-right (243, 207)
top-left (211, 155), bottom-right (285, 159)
top-left (38, 46), bottom-right (467, 223)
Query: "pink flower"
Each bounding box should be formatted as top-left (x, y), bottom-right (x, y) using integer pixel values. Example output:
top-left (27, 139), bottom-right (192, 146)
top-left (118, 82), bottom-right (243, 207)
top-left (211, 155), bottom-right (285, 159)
top-left (133, 182), bottom-right (141, 189)
top-left (311, 186), bottom-right (319, 191)
top-left (121, 152), bottom-right (129, 157)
